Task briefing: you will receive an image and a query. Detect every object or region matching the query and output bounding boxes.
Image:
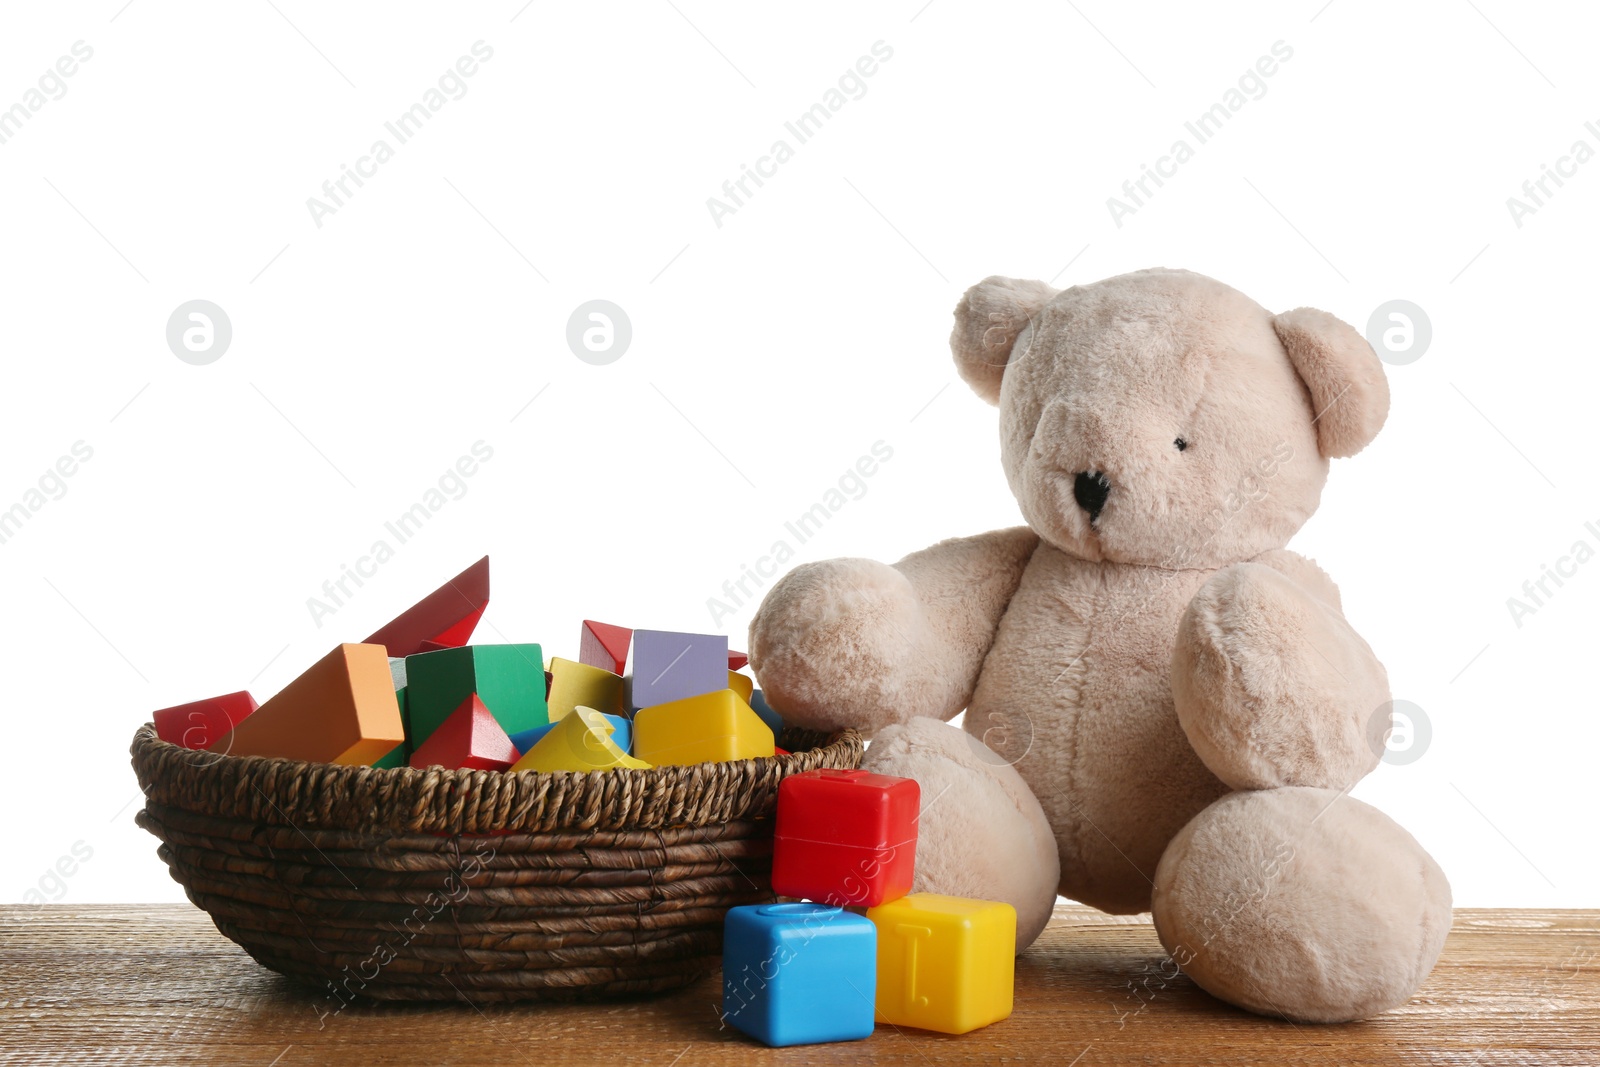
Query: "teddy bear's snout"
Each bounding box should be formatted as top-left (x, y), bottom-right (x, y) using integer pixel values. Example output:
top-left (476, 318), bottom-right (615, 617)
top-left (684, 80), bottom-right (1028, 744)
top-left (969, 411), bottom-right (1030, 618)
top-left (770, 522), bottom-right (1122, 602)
top-left (1073, 470), bottom-right (1111, 524)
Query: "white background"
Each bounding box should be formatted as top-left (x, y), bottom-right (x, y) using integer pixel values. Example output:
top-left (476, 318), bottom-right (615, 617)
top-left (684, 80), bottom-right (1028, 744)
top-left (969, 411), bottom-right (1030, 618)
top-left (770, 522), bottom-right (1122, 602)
top-left (1, 1), bottom-right (1594, 911)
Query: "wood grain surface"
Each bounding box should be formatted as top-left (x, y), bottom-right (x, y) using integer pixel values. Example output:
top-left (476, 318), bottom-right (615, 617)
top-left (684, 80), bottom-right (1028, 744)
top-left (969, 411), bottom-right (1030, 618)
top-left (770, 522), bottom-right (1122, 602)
top-left (1, 904), bottom-right (1595, 1065)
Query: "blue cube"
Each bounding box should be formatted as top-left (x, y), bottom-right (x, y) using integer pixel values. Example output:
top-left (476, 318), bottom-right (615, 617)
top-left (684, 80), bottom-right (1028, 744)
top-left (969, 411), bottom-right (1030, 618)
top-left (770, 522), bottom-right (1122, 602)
top-left (722, 903), bottom-right (876, 1047)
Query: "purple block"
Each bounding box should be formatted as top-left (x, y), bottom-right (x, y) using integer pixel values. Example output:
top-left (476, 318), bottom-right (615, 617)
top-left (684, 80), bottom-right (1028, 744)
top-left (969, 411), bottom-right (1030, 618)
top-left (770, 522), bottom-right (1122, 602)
top-left (629, 629), bottom-right (730, 711)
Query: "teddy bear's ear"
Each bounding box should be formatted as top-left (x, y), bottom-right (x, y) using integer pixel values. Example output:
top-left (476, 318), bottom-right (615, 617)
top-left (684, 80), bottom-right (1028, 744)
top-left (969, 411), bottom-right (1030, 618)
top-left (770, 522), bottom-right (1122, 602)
top-left (1272, 307), bottom-right (1391, 458)
top-left (950, 276), bottom-right (1059, 404)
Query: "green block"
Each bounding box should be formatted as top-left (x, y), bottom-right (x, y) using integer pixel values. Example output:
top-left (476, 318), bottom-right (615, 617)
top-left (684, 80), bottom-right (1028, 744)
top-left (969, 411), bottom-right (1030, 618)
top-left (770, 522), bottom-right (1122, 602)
top-left (405, 644), bottom-right (547, 747)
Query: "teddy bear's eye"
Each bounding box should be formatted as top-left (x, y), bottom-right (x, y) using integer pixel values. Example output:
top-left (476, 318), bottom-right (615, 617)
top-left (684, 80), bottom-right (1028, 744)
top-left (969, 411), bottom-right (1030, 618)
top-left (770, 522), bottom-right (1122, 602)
top-left (1174, 437), bottom-right (1188, 452)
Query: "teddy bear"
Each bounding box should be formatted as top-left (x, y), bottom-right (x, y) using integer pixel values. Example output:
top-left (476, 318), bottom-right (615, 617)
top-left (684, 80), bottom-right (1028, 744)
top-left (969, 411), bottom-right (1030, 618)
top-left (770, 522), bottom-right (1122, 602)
top-left (747, 267), bottom-right (1451, 1024)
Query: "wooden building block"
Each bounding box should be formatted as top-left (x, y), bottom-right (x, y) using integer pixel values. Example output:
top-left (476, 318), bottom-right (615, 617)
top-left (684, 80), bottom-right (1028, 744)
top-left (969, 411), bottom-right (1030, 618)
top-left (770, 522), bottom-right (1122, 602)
top-left (152, 691), bottom-right (258, 752)
top-left (627, 630), bottom-right (729, 711)
top-left (511, 712), bottom-right (629, 757)
top-left (214, 644), bottom-right (403, 765)
top-left (364, 556), bottom-right (490, 658)
top-left (409, 694), bottom-right (521, 771)
top-left (511, 707), bottom-right (651, 772)
top-left (547, 657), bottom-right (625, 720)
top-left (633, 689), bottom-right (774, 767)
top-left (579, 620), bottom-right (631, 676)
top-left (404, 643), bottom-right (547, 747)
top-left (508, 721), bottom-right (554, 755)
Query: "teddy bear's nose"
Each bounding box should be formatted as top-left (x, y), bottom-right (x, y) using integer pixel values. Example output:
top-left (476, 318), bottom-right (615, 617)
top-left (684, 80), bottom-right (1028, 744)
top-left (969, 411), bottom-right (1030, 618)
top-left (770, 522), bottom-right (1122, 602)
top-left (1074, 470), bottom-right (1111, 523)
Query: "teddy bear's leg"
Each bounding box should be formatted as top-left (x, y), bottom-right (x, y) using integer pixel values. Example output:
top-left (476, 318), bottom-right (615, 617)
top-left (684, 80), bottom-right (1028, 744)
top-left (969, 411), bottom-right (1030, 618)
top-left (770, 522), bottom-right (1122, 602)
top-left (1172, 556), bottom-right (1391, 791)
top-left (1150, 786), bottom-right (1451, 1023)
top-left (748, 527), bottom-right (1038, 735)
top-left (862, 716), bottom-right (1061, 952)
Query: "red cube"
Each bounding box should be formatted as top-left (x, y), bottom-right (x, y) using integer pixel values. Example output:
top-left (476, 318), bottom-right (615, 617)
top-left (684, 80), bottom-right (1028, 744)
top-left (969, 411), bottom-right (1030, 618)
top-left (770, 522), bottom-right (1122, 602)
top-left (771, 769), bottom-right (919, 907)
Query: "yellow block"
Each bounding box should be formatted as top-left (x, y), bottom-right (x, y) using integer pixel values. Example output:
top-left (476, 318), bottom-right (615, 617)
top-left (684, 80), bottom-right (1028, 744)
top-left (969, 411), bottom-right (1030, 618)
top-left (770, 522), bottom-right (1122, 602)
top-left (547, 656), bottom-right (625, 720)
top-left (727, 670), bottom-right (753, 702)
top-left (511, 707), bottom-right (651, 773)
top-left (632, 689), bottom-right (774, 767)
top-left (866, 893), bottom-right (1016, 1034)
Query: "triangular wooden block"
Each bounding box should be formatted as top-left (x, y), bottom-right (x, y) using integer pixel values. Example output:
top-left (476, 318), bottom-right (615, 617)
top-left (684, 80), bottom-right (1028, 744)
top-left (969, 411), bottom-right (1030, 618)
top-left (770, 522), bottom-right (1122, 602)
top-left (579, 620), bottom-right (631, 676)
top-left (511, 707), bottom-right (650, 773)
top-left (365, 556), bottom-right (490, 658)
top-left (409, 694), bottom-right (521, 772)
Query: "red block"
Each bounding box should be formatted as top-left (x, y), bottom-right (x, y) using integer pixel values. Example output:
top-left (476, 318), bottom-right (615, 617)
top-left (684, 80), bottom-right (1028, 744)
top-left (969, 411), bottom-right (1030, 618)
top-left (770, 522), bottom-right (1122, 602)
top-left (152, 691), bottom-right (259, 751)
top-left (408, 694), bottom-right (521, 772)
top-left (365, 556), bottom-right (490, 658)
top-left (772, 769), bottom-right (920, 907)
top-left (579, 620), bottom-right (631, 676)
top-left (728, 650), bottom-right (749, 671)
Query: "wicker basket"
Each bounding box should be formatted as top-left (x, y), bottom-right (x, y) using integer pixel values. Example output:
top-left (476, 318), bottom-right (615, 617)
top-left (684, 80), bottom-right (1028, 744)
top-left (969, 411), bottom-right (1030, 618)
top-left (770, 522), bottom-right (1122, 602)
top-left (130, 723), bottom-right (862, 1002)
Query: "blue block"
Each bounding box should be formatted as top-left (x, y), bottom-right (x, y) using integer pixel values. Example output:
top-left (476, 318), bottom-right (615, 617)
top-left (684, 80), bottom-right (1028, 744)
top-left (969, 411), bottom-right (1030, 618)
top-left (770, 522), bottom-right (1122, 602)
top-left (629, 630), bottom-right (728, 711)
top-left (508, 722), bottom-right (555, 755)
top-left (722, 903), bottom-right (876, 1047)
top-left (748, 690), bottom-right (784, 740)
top-left (510, 714), bottom-right (630, 758)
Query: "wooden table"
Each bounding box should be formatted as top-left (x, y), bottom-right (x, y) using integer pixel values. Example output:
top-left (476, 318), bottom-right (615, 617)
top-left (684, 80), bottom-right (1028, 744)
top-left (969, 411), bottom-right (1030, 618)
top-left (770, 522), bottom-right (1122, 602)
top-left (3, 905), bottom-right (1596, 1065)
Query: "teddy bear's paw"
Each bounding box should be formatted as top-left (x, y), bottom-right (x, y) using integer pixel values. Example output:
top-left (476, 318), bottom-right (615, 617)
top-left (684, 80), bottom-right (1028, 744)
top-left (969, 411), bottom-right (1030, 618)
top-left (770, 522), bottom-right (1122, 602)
top-left (1172, 562), bottom-right (1390, 791)
top-left (748, 557), bottom-right (937, 734)
top-left (864, 717), bottom-right (1061, 951)
top-left (1151, 786), bottom-right (1451, 1023)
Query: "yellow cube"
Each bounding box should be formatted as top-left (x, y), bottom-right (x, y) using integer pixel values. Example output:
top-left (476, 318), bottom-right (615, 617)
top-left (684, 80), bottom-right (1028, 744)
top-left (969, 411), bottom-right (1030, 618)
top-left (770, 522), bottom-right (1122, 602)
top-left (547, 656), bottom-right (625, 720)
top-left (633, 689), bottom-right (774, 766)
top-left (511, 707), bottom-right (651, 772)
top-left (866, 893), bottom-right (1016, 1034)
top-left (727, 670), bottom-right (754, 701)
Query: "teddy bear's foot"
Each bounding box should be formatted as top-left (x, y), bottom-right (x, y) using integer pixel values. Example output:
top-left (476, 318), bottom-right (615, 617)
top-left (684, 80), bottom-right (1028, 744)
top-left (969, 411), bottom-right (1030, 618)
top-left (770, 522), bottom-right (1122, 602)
top-left (862, 716), bottom-right (1061, 951)
top-left (1172, 562), bottom-right (1391, 791)
top-left (1151, 786), bottom-right (1451, 1023)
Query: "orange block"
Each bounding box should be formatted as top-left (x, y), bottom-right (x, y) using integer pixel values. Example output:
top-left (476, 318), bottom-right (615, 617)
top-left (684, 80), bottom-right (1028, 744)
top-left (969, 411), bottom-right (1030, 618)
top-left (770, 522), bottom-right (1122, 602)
top-left (216, 643), bottom-right (403, 765)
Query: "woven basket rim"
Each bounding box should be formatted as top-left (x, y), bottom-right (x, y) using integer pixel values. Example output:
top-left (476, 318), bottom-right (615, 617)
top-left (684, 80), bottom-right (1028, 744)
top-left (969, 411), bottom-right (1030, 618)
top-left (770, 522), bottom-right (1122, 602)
top-left (130, 722), bottom-right (862, 836)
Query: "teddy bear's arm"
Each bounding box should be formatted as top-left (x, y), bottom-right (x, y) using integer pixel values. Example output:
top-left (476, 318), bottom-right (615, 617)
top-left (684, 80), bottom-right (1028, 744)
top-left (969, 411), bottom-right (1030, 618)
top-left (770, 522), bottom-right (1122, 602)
top-left (1170, 552), bottom-right (1391, 791)
top-left (747, 526), bottom-right (1039, 735)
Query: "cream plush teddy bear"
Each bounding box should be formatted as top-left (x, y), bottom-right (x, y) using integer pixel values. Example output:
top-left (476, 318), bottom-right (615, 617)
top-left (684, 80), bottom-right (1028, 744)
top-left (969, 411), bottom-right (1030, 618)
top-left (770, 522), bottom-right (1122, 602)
top-left (748, 267), bottom-right (1451, 1024)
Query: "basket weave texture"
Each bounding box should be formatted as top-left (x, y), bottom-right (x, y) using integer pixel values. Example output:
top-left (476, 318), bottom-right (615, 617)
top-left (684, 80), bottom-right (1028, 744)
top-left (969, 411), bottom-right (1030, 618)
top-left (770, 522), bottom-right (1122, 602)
top-left (130, 722), bottom-right (863, 1001)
